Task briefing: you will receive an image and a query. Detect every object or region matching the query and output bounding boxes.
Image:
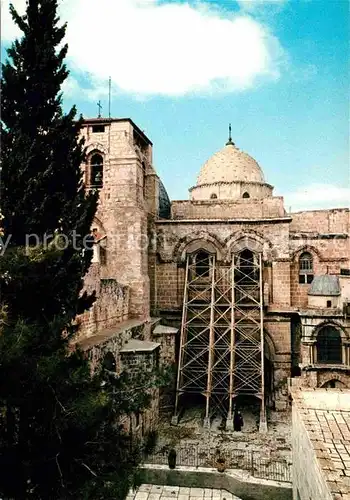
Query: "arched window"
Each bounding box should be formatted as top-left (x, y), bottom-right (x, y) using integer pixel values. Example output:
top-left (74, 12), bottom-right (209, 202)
top-left (299, 252), bottom-right (313, 284)
top-left (195, 251), bottom-right (210, 278)
top-left (316, 326), bottom-right (342, 364)
top-left (242, 192), bottom-right (250, 199)
top-left (237, 249), bottom-right (257, 285)
top-left (210, 193), bottom-right (217, 199)
top-left (90, 153), bottom-right (103, 187)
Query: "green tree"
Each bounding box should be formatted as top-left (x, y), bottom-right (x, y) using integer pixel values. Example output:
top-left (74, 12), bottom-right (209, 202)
top-left (0, 1), bottom-right (159, 498)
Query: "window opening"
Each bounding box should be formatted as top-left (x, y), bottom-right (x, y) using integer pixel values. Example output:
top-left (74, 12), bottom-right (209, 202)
top-left (90, 153), bottom-right (103, 187)
top-left (317, 326), bottom-right (342, 364)
top-left (92, 125), bottom-right (105, 133)
top-left (195, 251), bottom-right (210, 278)
top-left (299, 252), bottom-right (313, 284)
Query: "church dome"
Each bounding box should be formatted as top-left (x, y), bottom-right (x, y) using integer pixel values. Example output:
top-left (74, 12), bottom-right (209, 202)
top-left (197, 140), bottom-right (265, 186)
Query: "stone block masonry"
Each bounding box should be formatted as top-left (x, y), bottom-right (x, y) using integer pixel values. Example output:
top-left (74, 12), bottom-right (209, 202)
top-left (291, 388), bottom-right (350, 500)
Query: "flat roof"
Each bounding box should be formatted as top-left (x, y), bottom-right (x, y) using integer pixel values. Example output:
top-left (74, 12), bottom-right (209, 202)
top-left (120, 339), bottom-right (160, 353)
top-left (292, 388), bottom-right (350, 498)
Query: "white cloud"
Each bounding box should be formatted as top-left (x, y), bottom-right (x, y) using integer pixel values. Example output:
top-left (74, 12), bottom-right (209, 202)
top-left (2, 0), bottom-right (284, 97)
top-left (1, 0), bottom-right (27, 41)
top-left (283, 183), bottom-right (350, 212)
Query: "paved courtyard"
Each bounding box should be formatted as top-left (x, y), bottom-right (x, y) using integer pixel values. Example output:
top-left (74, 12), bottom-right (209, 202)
top-left (128, 484), bottom-right (242, 500)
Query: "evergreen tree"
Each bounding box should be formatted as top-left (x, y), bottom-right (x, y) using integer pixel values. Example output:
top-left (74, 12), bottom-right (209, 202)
top-left (0, 1), bottom-right (160, 497)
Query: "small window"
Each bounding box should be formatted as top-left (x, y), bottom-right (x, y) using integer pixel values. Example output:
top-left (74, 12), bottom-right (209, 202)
top-left (210, 193), bottom-right (217, 199)
top-left (340, 268), bottom-right (350, 276)
top-left (327, 300), bottom-right (332, 308)
top-left (90, 153), bottom-right (103, 187)
top-left (299, 252), bottom-right (313, 272)
top-left (92, 125), bottom-right (105, 133)
top-left (299, 273), bottom-right (314, 284)
top-left (299, 252), bottom-right (313, 284)
top-left (242, 192), bottom-right (250, 199)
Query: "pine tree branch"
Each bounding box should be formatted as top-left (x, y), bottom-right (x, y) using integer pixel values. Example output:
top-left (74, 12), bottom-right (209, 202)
top-left (78, 460), bottom-right (98, 477)
top-left (56, 453), bottom-right (64, 488)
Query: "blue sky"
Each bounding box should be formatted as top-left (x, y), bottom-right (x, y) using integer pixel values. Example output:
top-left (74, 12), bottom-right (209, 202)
top-left (2, 0), bottom-right (349, 210)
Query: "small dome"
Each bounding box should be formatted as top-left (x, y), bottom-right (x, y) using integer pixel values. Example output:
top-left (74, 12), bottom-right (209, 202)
top-left (197, 142), bottom-right (265, 186)
top-left (158, 179), bottom-right (171, 219)
top-left (308, 275), bottom-right (341, 296)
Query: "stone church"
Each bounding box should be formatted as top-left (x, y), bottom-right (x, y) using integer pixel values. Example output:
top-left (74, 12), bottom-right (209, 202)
top-left (75, 117), bottom-right (350, 434)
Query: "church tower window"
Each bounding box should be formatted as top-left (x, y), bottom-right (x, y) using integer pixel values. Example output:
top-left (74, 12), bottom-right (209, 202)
top-left (242, 192), bottom-right (250, 198)
top-left (90, 153), bottom-right (103, 188)
top-left (210, 193), bottom-right (217, 199)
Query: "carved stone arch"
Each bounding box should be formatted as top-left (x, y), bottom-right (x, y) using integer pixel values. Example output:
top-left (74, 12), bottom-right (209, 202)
top-left (311, 320), bottom-right (348, 341)
top-left (223, 230), bottom-right (273, 262)
top-left (263, 328), bottom-right (276, 362)
top-left (85, 142), bottom-right (108, 157)
top-left (320, 377), bottom-right (348, 389)
top-left (292, 245), bottom-right (323, 263)
top-left (174, 232), bottom-right (225, 263)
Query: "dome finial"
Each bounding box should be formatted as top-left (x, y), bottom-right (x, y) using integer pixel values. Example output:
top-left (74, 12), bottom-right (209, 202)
top-left (226, 123), bottom-right (234, 145)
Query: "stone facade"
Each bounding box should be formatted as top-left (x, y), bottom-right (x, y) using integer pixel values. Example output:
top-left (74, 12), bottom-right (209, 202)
top-left (75, 117), bottom-right (350, 428)
top-left (290, 388), bottom-right (350, 499)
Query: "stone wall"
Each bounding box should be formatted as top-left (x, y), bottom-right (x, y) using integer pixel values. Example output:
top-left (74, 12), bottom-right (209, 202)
top-left (290, 209), bottom-right (349, 234)
top-left (189, 180), bottom-right (274, 201)
top-left (292, 399), bottom-right (333, 500)
top-left (172, 197), bottom-right (286, 220)
top-left (289, 236), bottom-right (349, 309)
top-left (76, 264), bottom-right (130, 339)
top-left (78, 319), bottom-right (159, 439)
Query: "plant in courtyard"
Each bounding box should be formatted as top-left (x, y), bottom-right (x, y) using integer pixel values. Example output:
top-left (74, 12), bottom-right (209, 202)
top-left (0, 0), bottom-right (162, 498)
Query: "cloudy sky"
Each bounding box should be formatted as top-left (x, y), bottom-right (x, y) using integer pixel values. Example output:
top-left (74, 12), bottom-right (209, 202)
top-left (2, 0), bottom-right (349, 211)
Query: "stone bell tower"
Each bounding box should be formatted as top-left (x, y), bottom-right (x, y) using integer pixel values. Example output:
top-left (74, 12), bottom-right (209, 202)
top-left (79, 117), bottom-right (159, 320)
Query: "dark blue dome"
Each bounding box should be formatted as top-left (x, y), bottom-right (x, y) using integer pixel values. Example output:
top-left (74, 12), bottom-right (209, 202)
top-left (158, 180), bottom-right (171, 219)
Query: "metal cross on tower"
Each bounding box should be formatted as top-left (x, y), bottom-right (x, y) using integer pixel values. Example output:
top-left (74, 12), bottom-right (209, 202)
top-left (226, 123), bottom-right (234, 145)
top-left (97, 100), bottom-right (102, 118)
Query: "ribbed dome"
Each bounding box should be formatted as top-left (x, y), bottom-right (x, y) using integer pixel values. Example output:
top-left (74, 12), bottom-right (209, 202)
top-left (197, 142), bottom-right (265, 186)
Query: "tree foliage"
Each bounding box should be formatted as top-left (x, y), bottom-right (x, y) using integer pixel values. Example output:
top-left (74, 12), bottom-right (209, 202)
top-left (0, 1), bottom-right (160, 498)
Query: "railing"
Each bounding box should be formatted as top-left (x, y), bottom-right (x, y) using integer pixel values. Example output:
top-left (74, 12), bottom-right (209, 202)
top-left (144, 445), bottom-right (292, 483)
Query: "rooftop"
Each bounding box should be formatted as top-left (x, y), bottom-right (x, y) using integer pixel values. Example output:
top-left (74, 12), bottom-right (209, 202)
top-left (309, 275), bottom-right (341, 296)
top-left (292, 388), bottom-right (350, 499)
top-left (120, 338), bottom-right (160, 353)
top-left (80, 117), bottom-right (153, 145)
